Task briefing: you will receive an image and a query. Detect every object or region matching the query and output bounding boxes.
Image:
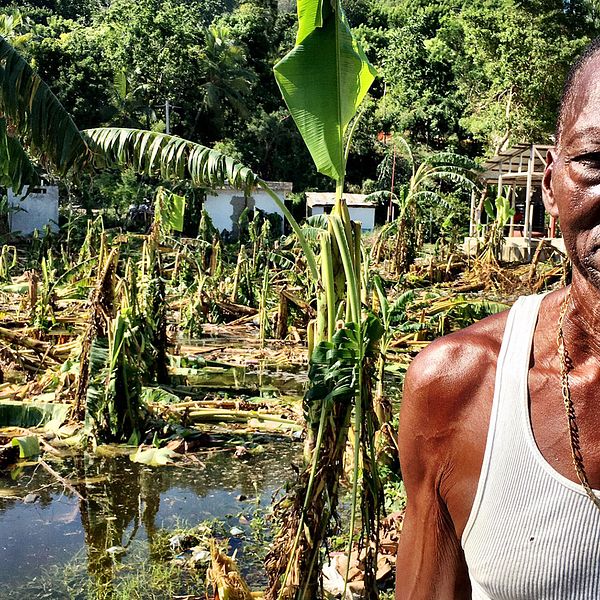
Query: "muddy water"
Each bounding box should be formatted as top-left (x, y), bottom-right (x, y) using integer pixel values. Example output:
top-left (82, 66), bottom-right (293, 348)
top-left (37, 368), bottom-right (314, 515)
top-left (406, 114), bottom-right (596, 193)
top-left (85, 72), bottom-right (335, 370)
top-left (0, 437), bottom-right (300, 598)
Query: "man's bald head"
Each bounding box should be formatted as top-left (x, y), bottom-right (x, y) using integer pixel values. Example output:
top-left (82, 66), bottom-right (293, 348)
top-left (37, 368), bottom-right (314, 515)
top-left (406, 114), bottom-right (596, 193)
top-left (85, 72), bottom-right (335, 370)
top-left (557, 38), bottom-right (600, 145)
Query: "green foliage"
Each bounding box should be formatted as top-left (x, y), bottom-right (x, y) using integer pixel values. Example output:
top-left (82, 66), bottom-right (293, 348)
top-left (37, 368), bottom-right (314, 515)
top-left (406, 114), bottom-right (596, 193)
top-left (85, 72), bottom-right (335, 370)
top-left (84, 127), bottom-right (259, 193)
top-left (154, 187), bottom-right (185, 234)
top-left (441, 0), bottom-right (587, 152)
top-left (11, 435), bottom-right (40, 458)
top-left (274, 0), bottom-right (377, 181)
top-left (3, 0), bottom-right (599, 200)
top-left (0, 118), bottom-right (36, 191)
top-left (0, 243), bottom-right (17, 280)
top-left (0, 35), bottom-right (89, 173)
top-left (84, 312), bottom-right (142, 442)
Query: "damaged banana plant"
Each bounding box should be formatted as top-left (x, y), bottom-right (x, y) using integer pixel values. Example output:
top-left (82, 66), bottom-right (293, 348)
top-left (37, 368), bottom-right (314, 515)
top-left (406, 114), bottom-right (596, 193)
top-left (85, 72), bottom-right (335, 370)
top-left (74, 190), bottom-right (179, 443)
top-left (265, 1), bottom-right (383, 598)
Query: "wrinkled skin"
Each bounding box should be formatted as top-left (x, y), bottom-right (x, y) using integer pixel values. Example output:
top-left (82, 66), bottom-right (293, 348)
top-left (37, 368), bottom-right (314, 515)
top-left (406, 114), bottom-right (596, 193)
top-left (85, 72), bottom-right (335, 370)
top-left (396, 54), bottom-right (600, 600)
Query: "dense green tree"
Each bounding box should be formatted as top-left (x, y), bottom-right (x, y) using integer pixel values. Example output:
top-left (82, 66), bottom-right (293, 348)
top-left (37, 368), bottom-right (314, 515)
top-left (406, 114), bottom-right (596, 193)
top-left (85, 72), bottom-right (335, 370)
top-left (25, 17), bottom-right (114, 128)
top-left (3, 0), bottom-right (600, 198)
top-left (438, 0), bottom-right (588, 153)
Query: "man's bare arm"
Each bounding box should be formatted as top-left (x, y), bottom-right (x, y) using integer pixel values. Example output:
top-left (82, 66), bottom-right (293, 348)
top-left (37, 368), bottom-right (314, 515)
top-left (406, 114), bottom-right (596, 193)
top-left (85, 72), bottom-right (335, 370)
top-left (393, 316), bottom-right (506, 600)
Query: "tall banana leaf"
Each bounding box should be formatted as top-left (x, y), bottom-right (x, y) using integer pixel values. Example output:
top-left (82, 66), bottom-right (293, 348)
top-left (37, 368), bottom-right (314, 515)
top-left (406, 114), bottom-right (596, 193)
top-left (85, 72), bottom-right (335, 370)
top-left (0, 116), bottom-right (36, 192)
top-left (267, 2), bottom-right (382, 599)
top-left (274, 0), bottom-right (376, 183)
top-left (0, 36), bottom-right (90, 173)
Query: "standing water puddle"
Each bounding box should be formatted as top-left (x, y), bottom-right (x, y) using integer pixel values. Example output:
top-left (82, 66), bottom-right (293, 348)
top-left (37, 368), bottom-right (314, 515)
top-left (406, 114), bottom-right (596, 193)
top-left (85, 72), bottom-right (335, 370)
top-left (0, 438), bottom-right (301, 598)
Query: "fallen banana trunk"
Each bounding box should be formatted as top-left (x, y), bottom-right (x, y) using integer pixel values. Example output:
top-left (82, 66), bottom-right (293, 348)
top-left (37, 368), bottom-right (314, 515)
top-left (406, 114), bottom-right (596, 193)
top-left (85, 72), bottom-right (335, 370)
top-left (0, 326), bottom-right (61, 361)
top-left (150, 404), bottom-right (302, 431)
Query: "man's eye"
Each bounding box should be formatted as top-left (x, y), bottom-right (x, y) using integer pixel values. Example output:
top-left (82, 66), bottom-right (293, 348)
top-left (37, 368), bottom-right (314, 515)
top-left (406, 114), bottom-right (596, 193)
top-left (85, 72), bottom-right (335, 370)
top-left (576, 153), bottom-right (600, 167)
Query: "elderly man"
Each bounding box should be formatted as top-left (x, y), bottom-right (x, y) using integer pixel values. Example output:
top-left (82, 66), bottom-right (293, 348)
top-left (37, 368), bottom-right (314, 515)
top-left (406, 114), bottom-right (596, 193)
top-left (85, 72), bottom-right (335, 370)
top-left (396, 40), bottom-right (600, 600)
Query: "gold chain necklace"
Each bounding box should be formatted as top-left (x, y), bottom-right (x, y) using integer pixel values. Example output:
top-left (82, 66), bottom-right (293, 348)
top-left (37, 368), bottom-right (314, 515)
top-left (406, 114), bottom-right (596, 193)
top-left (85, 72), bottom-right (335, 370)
top-left (556, 290), bottom-right (600, 510)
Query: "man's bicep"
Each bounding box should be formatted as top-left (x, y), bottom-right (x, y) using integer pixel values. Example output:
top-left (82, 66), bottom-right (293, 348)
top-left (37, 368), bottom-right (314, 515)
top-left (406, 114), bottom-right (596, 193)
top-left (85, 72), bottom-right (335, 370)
top-left (395, 363), bottom-right (470, 600)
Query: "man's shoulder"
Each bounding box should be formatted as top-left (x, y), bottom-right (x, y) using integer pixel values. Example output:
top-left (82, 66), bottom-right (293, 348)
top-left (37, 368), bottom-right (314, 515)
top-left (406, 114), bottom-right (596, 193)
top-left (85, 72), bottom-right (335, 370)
top-left (406, 307), bottom-right (509, 399)
top-left (399, 307), bottom-right (511, 486)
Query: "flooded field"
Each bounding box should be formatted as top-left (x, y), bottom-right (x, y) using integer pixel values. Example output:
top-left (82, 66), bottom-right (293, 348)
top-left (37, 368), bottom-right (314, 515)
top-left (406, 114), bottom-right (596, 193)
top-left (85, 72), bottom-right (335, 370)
top-left (0, 437), bottom-right (300, 598)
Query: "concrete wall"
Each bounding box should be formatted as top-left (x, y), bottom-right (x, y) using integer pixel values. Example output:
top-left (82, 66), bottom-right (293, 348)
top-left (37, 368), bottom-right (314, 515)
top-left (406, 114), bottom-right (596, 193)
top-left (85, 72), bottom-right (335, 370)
top-left (8, 186), bottom-right (59, 236)
top-left (348, 206), bottom-right (375, 231)
top-left (204, 187), bottom-right (286, 235)
top-left (463, 236), bottom-right (566, 262)
top-left (309, 205), bottom-right (376, 231)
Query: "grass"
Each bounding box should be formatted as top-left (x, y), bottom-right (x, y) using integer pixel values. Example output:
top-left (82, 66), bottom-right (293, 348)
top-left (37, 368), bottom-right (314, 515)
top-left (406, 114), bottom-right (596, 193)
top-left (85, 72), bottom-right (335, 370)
top-left (0, 545), bottom-right (206, 599)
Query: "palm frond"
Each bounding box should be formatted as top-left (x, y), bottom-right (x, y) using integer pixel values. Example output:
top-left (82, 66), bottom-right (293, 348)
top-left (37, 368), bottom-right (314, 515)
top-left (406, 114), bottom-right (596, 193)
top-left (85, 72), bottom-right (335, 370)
top-left (411, 190), bottom-right (447, 207)
top-left (0, 36), bottom-right (90, 173)
top-left (0, 116), bottom-right (37, 191)
top-left (83, 127), bottom-right (258, 194)
top-left (364, 189), bottom-right (398, 204)
top-left (427, 169), bottom-right (479, 188)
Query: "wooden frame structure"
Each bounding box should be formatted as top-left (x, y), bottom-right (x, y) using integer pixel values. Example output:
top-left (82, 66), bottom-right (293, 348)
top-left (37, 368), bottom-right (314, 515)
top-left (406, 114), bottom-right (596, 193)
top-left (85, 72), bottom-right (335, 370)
top-left (472, 143), bottom-right (554, 239)
top-left (465, 142), bottom-right (567, 261)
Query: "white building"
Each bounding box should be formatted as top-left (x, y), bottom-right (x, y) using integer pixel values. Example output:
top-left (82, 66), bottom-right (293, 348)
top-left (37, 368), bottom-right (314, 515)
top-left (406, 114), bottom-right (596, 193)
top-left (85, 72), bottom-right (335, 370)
top-left (8, 185), bottom-right (59, 236)
top-left (204, 181), bottom-right (292, 235)
top-left (306, 192), bottom-right (376, 231)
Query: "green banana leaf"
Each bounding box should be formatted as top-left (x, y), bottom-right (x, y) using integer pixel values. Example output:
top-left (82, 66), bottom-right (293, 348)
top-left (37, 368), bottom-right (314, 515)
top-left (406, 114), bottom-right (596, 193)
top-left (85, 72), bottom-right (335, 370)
top-left (0, 400), bottom-right (69, 428)
top-left (274, 0), bottom-right (377, 182)
top-left (155, 188), bottom-right (185, 233)
top-left (130, 446), bottom-right (177, 467)
top-left (0, 117), bottom-right (37, 192)
top-left (165, 192), bottom-right (185, 232)
top-left (11, 435), bottom-right (40, 458)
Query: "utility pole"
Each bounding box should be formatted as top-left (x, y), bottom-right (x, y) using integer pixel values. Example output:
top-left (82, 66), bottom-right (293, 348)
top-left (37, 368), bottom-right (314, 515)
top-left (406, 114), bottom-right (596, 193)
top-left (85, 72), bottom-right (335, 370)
top-left (388, 143), bottom-right (396, 223)
top-left (165, 99), bottom-right (171, 135)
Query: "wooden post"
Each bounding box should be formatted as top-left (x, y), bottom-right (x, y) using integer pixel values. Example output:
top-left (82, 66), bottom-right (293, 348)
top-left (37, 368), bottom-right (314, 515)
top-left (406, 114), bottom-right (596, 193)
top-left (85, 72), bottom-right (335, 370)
top-left (275, 290), bottom-right (289, 340)
top-left (549, 215), bottom-right (557, 238)
top-left (495, 165), bottom-right (503, 240)
top-left (469, 189), bottom-right (476, 237)
top-left (509, 184), bottom-right (516, 237)
top-left (525, 145), bottom-right (535, 259)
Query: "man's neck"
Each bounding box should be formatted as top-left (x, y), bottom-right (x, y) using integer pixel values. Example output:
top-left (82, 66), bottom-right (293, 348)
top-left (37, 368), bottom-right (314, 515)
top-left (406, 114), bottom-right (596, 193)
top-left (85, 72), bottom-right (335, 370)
top-left (565, 273), bottom-right (600, 362)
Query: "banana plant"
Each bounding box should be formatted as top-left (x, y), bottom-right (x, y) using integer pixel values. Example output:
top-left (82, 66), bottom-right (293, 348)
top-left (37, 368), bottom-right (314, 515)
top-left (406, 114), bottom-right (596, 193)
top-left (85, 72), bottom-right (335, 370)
top-left (266, 1), bottom-right (382, 598)
top-left (478, 192), bottom-right (515, 265)
top-left (373, 137), bottom-right (480, 273)
top-left (0, 243), bottom-right (16, 282)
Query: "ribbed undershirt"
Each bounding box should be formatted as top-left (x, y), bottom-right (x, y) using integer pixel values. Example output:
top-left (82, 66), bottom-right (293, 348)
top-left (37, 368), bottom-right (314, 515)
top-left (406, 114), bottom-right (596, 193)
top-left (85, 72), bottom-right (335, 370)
top-left (462, 294), bottom-right (600, 600)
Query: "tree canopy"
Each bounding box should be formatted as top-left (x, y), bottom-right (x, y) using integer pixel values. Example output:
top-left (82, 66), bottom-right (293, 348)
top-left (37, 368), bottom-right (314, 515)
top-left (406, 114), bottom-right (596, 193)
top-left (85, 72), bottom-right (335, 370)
top-left (1, 0), bottom-right (598, 200)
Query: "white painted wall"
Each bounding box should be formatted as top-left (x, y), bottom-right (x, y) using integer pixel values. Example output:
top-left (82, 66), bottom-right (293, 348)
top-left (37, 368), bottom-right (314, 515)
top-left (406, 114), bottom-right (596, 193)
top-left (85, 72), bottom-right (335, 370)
top-left (8, 186), bottom-right (59, 236)
top-left (204, 190), bottom-right (243, 234)
top-left (348, 207), bottom-right (375, 231)
top-left (204, 186), bottom-right (287, 234)
top-left (308, 205), bottom-right (375, 231)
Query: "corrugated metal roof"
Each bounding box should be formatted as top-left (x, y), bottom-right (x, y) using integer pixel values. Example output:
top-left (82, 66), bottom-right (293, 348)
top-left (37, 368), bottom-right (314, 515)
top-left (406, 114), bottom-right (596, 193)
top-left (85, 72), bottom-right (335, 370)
top-left (481, 143), bottom-right (552, 184)
top-left (306, 192), bottom-right (375, 207)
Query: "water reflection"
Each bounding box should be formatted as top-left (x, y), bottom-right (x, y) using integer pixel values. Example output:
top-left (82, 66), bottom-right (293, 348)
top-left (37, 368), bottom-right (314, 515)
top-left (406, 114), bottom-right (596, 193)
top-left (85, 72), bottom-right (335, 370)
top-left (0, 438), bottom-right (299, 596)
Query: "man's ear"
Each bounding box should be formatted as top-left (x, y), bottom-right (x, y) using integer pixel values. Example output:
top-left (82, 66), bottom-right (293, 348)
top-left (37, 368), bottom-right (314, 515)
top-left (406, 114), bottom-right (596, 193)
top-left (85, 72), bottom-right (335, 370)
top-left (542, 148), bottom-right (559, 218)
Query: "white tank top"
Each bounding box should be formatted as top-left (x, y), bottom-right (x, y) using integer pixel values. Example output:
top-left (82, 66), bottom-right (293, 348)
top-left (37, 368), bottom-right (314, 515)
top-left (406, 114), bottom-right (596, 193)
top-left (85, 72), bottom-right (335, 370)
top-left (462, 294), bottom-right (600, 599)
